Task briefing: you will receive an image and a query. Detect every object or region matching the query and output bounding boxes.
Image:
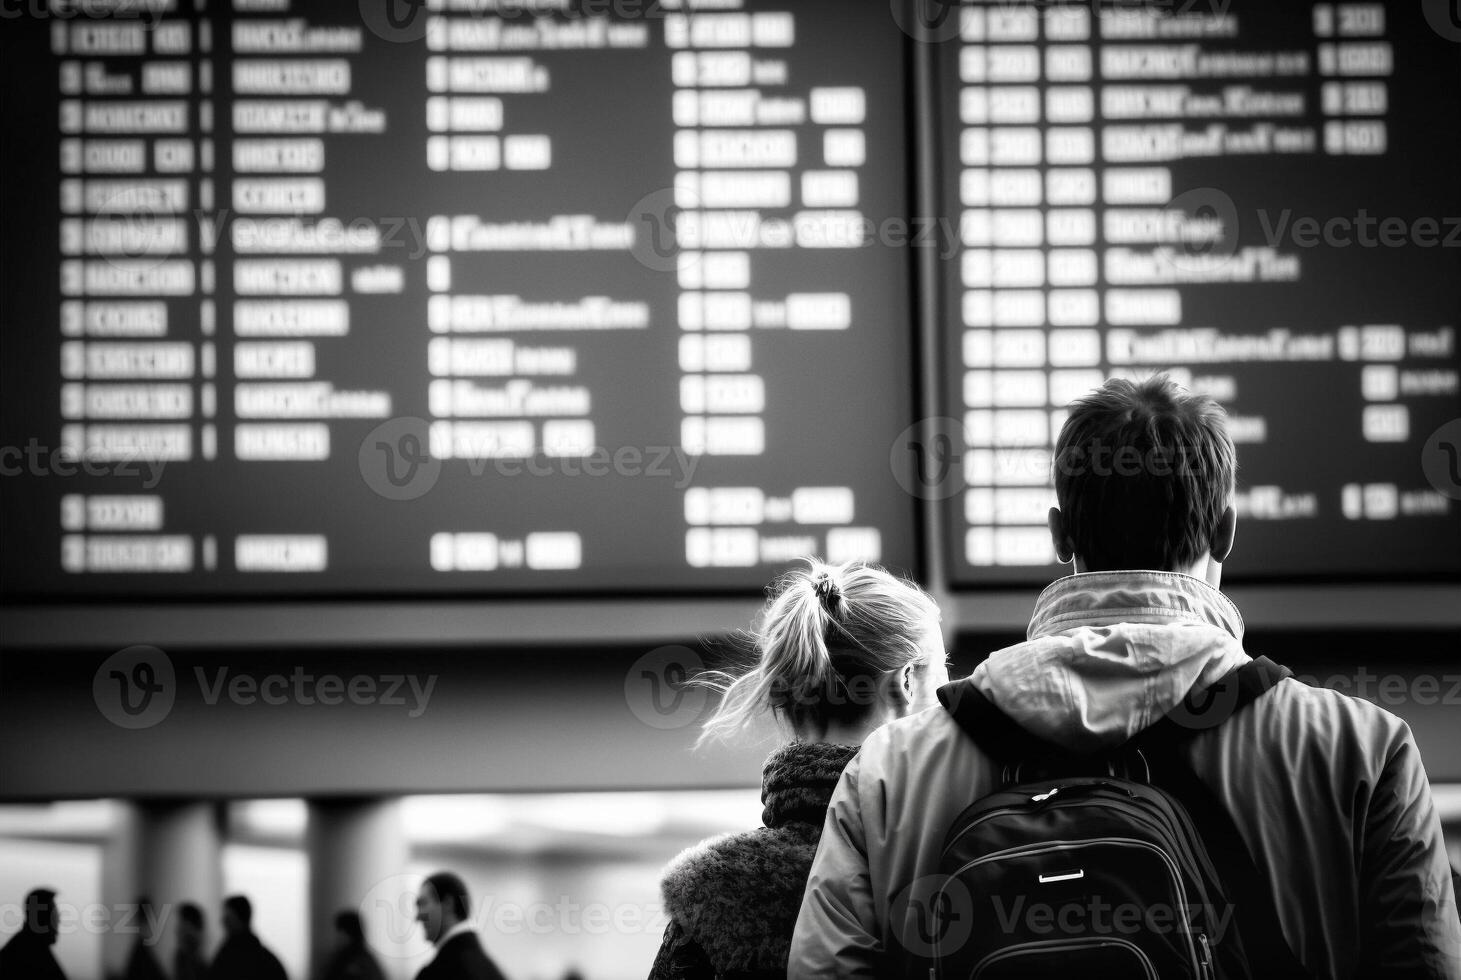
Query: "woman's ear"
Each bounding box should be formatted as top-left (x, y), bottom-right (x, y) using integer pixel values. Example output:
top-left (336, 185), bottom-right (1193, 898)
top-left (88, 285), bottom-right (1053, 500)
top-left (878, 666), bottom-right (912, 716)
top-left (894, 664), bottom-right (916, 711)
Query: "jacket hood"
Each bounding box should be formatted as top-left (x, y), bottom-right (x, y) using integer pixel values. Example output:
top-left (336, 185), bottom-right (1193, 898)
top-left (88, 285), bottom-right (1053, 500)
top-left (967, 571), bottom-right (1250, 753)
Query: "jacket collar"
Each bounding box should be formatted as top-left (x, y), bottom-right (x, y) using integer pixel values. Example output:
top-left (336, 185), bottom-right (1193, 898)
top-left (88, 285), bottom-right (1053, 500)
top-left (1028, 569), bottom-right (1244, 642)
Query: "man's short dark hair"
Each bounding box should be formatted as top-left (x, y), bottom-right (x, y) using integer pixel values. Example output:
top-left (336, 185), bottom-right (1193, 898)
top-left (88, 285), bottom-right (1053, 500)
top-left (335, 909), bottom-right (364, 944)
top-left (423, 872), bottom-right (471, 922)
top-left (23, 889), bottom-right (57, 934)
top-left (223, 894), bottom-right (252, 927)
top-left (1053, 374), bottom-right (1236, 571)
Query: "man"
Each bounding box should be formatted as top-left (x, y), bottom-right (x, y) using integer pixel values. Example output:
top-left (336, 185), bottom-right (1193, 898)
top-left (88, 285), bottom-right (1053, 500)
top-left (210, 894), bottom-right (287, 980)
top-left (173, 902), bottom-right (208, 980)
top-left (122, 896), bottom-right (166, 980)
top-left (322, 910), bottom-right (385, 980)
top-left (791, 375), bottom-right (1461, 978)
top-left (0, 888), bottom-right (67, 979)
top-left (413, 872), bottom-right (508, 980)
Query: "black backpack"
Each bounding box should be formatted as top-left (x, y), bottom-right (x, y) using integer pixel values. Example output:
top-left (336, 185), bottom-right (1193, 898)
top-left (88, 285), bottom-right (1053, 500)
top-left (922, 656), bottom-right (1310, 979)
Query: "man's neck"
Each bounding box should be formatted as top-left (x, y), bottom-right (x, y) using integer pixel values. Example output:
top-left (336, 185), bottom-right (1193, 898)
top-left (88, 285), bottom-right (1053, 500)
top-left (436, 919), bottom-right (472, 948)
top-left (1071, 557), bottom-right (1220, 588)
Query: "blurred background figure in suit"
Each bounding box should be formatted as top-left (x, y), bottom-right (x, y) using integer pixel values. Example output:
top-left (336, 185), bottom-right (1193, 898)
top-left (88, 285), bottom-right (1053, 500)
top-left (122, 895), bottom-right (166, 980)
top-left (320, 909), bottom-right (385, 980)
top-left (413, 871), bottom-right (508, 980)
top-left (648, 559), bottom-right (948, 979)
top-left (211, 894), bottom-right (287, 980)
top-left (174, 901), bottom-right (209, 980)
top-left (0, 887), bottom-right (67, 980)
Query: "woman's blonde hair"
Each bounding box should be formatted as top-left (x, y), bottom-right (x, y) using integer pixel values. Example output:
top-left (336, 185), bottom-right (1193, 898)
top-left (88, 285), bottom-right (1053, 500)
top-left (695, 559), bottom-right (941, 746)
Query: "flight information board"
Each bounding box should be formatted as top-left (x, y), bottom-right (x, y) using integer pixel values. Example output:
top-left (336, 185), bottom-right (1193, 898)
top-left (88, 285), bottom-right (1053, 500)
top-left (929, 0), bottom-right (1461, 583)
top-left (0, 0), bottom-right (919, 597)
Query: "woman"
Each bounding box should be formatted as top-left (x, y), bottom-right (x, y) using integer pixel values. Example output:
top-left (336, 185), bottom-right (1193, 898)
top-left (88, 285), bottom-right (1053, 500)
top-left (648, 559), bottom-right (948, 980)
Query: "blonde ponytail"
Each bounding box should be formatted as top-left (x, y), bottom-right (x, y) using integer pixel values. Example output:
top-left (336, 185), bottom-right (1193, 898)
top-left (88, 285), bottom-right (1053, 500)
top-left (694, 559), bottom-right (940, 747)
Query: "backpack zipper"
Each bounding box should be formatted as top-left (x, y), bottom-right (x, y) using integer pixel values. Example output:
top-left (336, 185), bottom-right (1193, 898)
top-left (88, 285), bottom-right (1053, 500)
top-left (1198, 932), bottom-right (1214, 979)
top-left (936, 836), bottom-right (1203, 973)
top-left (940, 781), bottom-right (1135, 856)
top-left (941, 789), bottom-right (1221, 922)
top-left (966, 936), bottom-right (1159, 980)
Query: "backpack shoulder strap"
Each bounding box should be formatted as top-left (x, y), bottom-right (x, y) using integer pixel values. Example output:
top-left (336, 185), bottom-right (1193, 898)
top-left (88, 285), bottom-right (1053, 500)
top-left (937, 676), bottom-right (1069, 767)
top-left (1135, 656), bottom-right (1312, 979)
top-left (1139, 655), bottom-right (1292, 743)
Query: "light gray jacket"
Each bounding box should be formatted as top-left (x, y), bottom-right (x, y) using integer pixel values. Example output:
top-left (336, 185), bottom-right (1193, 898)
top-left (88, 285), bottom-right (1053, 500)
top-left (790, 570), bottom-right (1461, 979)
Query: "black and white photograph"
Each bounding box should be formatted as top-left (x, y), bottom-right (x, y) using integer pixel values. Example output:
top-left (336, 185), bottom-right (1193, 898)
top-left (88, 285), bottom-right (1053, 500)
top-left (1, 0), bottom-right (1459, 977)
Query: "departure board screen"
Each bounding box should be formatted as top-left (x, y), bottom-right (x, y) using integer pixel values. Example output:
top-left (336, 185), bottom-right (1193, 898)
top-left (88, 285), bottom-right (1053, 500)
top-left (0, 0), bottom-right (918, 597)
top-left (930, 0), bottom-right (1461, 583)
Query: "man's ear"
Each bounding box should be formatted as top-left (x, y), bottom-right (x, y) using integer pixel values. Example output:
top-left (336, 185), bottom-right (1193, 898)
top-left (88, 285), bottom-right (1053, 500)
top-left (1210, 505), bottom-right (1236, 563)
top-left (1048, 506), bottom-right (1075, 564)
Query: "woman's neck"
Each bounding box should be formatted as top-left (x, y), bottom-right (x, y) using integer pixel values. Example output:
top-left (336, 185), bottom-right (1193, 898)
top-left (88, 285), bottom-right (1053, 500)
top-left (797, 715), bottom-right (883, 746)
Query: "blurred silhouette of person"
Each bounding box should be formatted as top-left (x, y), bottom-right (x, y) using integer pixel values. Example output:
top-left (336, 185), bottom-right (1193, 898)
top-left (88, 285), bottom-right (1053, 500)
top-left (210, 895), bottom-right (287, 980)
top-left (321, 909), bottom-right (384, 980)
top-left (413, 872), bottom-right (507, 980)
top-left (0, 887), bottom-right (67, 979)
top-left (174, 902), bottom-right (208, 980)
top-left (122, 895), bottom-right (166, 980)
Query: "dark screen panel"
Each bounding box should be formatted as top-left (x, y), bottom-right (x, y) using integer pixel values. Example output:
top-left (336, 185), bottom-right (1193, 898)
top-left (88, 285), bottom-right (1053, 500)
top-left (927, 0), bottom-right (1461, 584)
top-left (0, 0), bottom-right (919, 597)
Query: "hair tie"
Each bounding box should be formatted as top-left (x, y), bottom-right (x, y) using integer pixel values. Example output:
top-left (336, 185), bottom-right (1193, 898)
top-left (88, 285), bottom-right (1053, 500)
top-left (812, 571), bottom-right (841, 612)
